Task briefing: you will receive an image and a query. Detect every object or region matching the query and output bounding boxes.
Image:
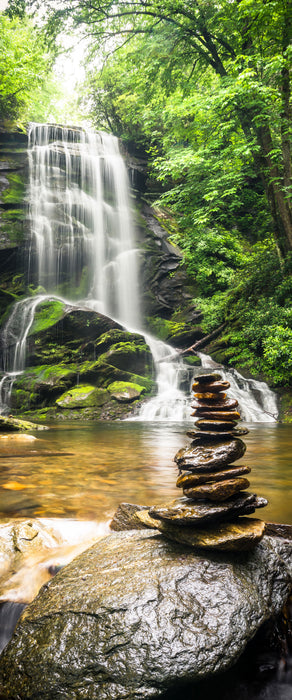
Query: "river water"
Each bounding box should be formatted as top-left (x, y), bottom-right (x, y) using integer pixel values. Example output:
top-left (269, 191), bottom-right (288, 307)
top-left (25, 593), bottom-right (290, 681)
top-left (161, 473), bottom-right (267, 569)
top-left (0, 420), bottom-right (291, 524)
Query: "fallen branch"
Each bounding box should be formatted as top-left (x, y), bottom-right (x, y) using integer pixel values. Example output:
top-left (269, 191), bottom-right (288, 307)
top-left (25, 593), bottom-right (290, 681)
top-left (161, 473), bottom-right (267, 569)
top-left (159, 323), bottom-right (227, 362)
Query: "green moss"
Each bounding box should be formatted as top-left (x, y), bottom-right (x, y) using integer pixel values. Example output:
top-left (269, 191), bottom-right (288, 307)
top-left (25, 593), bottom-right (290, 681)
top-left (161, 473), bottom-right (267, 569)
top-left (108, 380), bottom-right (144, 392)
top-left (183, 354), bottom-right (201, 366)
top-left (29, 300), bottom-right (65, 335)
top-left (146, 316), bottom-right (172, 341)
top-left (56, 384), bottom-right (109, 408)
top-left (1, 172), bottom-right (25, 205)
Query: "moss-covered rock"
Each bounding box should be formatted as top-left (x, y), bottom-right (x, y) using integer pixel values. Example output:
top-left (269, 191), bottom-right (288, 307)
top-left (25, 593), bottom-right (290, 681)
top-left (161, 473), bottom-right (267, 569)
top-left (8, 302), bottom-right (155, 418)
top-left (56, 385), bottom-right (109, 408)
top-left (0, 415), bottom-right (48, 431)
top-left (29, 300), bottom-right (65, 335)
top-left (107, 381), bottom-right (146, 402)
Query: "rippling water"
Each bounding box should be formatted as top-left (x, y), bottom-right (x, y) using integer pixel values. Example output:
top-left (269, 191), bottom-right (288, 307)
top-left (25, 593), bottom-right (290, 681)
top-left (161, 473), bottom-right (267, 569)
top-left (0, 421), bottom-right (291, 524)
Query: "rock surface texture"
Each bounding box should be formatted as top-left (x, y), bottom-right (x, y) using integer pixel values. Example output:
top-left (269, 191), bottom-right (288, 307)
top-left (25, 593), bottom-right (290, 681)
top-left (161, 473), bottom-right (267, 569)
top-left (0, 529), bottom-right (291, 700)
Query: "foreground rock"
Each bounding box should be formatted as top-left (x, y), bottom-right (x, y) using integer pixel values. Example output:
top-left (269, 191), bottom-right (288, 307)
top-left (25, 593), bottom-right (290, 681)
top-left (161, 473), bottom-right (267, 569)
top-left (0, 529), bottom-right (291, 700)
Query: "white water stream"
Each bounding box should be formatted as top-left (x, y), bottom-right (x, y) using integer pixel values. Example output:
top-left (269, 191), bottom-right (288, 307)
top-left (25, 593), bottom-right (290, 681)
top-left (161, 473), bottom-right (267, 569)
top-left (197, 353), bottom-right (278, 422)
top-left (0, 123), bottom-right (278, 422)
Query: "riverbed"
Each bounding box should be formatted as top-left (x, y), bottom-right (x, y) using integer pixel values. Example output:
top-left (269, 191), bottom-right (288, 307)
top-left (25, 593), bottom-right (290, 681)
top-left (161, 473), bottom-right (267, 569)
top-left (0, 421), bottom-right (291, 524)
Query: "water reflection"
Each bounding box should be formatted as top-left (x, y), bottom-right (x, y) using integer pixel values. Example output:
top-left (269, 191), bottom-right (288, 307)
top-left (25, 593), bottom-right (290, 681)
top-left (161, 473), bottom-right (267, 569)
top-left (0, 422), bottom-right (291, 524)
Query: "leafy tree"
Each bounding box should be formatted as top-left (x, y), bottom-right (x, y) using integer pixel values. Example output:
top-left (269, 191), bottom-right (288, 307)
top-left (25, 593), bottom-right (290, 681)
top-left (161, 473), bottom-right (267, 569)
top-left (0, 13), bottom-right (56, 127)
top-left (33, 0), bottom-right (292, 255)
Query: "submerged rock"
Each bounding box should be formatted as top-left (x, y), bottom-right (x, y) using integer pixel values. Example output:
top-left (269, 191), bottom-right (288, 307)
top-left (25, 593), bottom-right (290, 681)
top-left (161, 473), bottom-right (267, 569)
top-left (0, 529), bottom-right (291, 699)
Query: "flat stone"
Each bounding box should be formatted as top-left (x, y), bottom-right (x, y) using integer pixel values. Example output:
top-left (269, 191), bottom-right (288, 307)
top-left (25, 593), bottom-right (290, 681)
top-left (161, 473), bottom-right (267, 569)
top-left (175, 438), bottom-right (246, 472)
top-left (176, 465), bottom-right (251, 488)
top-left (192, 372), bottom-right (222, 384)
top-left (187, 429), bottom-right (249, 441)
top-left (192, 380), bottom-right (230, 393)
top-left (1, 529), bottom-right (290, 700)
top-left (110, 503), bottom-right (150, 531)
top-left (194, 392), bottom-right (227, 400)
top-left (149, 494), bottom-right (268, 526)
top-left (183, 476), bottom-right (250, 502)
top-left (192, 410), bottom-right (241, 420)
top-left (194, 419), bottom-right (238, 431)
top-left (136, 509), bottom-right (162, 529)
top-left (154, 518), bottom-right (266, 551)
top-left (191, 398), bottom-right (239, 410)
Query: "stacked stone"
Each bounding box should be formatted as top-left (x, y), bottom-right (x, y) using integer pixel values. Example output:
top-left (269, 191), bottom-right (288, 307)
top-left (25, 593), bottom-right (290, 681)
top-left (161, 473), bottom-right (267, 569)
top-left (137, 372), bottom-right (268, 550)
top-left (177, 372), bottom-right (251, 503)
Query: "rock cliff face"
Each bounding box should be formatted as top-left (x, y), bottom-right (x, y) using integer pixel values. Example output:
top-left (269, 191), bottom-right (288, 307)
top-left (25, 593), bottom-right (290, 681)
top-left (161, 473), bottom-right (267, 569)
top-left (9, 302), bottom-right (155, 420)
top-left (0, 128), bottom-right (202, 419)
top-left (0, 131), bottom-right (27, 327)
top-left (0, 528), bottom-right (291, 699)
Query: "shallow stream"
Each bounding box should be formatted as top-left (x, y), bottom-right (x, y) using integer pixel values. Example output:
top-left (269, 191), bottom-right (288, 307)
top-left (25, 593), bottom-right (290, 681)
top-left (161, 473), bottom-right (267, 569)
top-left (0, 420), bottom-right (291, 524)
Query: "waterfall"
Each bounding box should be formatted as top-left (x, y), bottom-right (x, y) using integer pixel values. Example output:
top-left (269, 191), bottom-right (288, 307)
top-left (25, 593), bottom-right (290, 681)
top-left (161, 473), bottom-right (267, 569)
top-left (0, 123), bottom-right (278, 422)
top-left (197, 353), bottom-right (278, 422)
top-left (137, 336), bottom-right (192, 421)
top-left (0, 124), bottom-right (141, 412)
top-left (27, 124), bottom-right (140, 328)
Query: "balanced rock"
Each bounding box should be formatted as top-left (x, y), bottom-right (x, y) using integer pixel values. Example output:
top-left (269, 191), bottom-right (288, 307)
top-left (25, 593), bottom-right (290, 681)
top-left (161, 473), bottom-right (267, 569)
top-left (152, 517), bottom-right (266, 551)
top-left (194, 419), bottom-right (238, 431)
top-left (192, 410), bottom-right (241, 420)
top-left (175, 438), bottom-right (246, 472)
top-left (183, 476), bottom-right (250, 502)
top-left (176, 465), bottom-right (251, 488)
top-left (187, 428), bottom-right (249, 441)
top-left (149, 494), bottom-right (267, 526)
top-left (192, 380), bottom-right (230, 393)
top-left (191, 398), bottom-right (239, 410)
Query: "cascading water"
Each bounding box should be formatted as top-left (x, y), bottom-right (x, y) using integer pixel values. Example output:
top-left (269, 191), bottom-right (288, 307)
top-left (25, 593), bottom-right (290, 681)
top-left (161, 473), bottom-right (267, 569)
top-left (0, 122), bottom-right (278, 422)
top-left (197, 353), bottom-right (278, 422)
top-left (0, 124), bottom-right (142, 411)
top-left (27, 124), bottom-right (140, 328)
top-left (137, 336), bottom-right (192, 421)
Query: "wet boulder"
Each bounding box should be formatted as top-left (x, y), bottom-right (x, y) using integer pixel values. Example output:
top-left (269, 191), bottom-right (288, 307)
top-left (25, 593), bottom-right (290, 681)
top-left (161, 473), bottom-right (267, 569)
top-left (0, 529), bottom-right (291, 699)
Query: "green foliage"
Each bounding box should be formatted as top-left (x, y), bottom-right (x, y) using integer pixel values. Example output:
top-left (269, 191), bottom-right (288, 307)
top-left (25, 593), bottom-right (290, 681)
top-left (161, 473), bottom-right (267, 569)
top-left (0, 12), bottom-right (73, 127)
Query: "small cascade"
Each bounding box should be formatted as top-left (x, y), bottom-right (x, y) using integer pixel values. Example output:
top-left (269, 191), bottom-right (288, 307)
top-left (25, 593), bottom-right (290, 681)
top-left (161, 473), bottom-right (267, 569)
top-left (0, 294), bottom-right (64, 413)
top-left (197, 353), bottom-right (278, 422)
top-left (137, 336), bottom-right (192, 421)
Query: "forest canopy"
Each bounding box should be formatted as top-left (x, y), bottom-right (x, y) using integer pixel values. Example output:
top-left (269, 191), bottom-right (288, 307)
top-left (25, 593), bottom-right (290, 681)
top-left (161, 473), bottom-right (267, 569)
top-left (3, 0), bottom-right (292, 385)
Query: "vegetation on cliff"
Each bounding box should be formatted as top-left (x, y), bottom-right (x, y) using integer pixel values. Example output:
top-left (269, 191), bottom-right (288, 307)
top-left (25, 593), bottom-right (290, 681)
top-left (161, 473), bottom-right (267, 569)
top-left (2, 0), bottom-right (292, 388)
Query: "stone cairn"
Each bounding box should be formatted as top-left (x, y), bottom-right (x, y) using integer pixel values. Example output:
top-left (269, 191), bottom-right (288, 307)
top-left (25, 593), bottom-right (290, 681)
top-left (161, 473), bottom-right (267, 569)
top-left (136, 372), bottom-right (268, 550)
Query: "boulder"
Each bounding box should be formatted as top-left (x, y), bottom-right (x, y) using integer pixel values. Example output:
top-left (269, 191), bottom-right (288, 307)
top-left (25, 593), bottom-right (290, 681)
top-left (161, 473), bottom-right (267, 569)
top-left (107, 381), bottom-right (146, 402)
top-left (56, 385), bottom-right (109, 408)
top-left (0, 416), bottom-right (48, 432)
top-left (0, 529), bottom-right (291, 699)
